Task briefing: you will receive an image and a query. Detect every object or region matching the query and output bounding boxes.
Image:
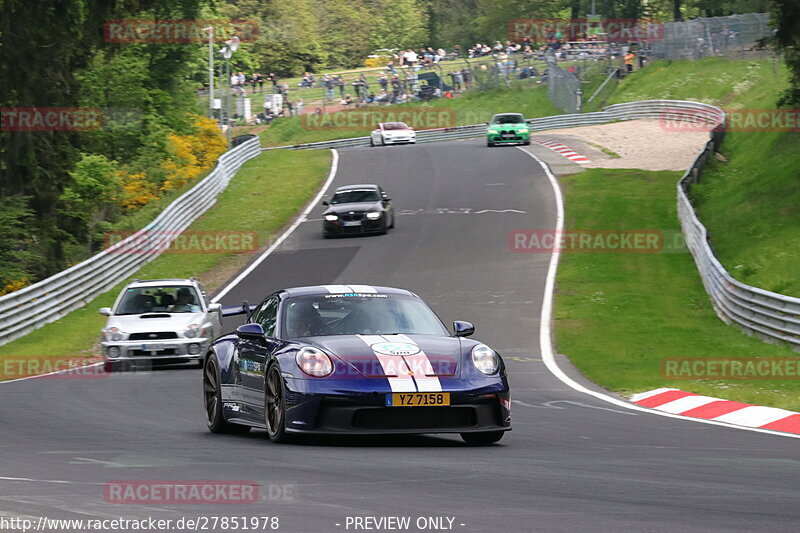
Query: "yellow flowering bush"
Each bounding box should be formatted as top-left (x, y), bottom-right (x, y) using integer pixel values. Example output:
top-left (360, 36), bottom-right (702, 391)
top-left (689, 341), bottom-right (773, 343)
top-left (0, 278), bottom-right (30, 296)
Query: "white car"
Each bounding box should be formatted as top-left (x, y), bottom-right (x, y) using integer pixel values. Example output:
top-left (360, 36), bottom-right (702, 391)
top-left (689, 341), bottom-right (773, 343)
top-left (99, 278), bottom-right (222, 371)
top-left (370, 122), bottom-right (416, 146)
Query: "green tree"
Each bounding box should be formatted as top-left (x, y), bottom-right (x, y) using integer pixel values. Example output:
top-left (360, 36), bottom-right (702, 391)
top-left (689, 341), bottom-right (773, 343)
top-left (58, 154), bottom-right (121, 260)
top-left (0, 196), bottom-right (44, 291)
top-left (772, 0), bottom-right (800, 106)
top-left (369, 0), bottom-right (430, 52)
top-left (317, 0), bottom-right (374, 68)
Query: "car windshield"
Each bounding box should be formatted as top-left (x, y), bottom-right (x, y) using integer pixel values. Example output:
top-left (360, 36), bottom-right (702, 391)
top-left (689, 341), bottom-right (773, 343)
top-left (492, 114), bottom-right (525, 124)
top-left (115, 285), bottom-right (202, 315)
top-left (330, 189), bottom-right (380, 204)
top-left (283, 294), bottom-right (449, 338)
top-left (383, 122), bottom-right (409, 131)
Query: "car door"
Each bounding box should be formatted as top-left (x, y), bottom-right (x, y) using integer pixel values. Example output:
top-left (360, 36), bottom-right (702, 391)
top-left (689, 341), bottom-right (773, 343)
top-left (236, 295), bottom-right (280, 418)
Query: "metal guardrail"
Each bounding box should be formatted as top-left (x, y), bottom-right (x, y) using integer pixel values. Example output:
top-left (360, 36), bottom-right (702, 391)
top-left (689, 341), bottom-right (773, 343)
top-left (0, 137), bottom-right (262, 346)
top-left (677, 123), bottom-right (800, 351)
top-left (261, 100), bottom-right (724, 150)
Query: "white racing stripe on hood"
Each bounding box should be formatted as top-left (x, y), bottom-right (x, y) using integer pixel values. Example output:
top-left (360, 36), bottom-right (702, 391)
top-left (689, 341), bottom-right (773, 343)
top-left (383, 334), bottom-right (442, 392)
top-left (357, 335), bottom-right (416, 392)
top-left (323, 284), bottom-right (377, 294)
top-left (346, 285), bottom-right (376, 293)
top-left (323, 285), bottom-right (353, 294)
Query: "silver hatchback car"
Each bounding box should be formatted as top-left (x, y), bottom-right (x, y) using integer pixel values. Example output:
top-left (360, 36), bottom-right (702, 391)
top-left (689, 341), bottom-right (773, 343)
top-left (100, 279), bottom-right (221, 371)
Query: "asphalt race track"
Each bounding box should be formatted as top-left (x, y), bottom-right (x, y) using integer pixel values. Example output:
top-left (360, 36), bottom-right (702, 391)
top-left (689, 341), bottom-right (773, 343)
top-left (1, 139), bottom-right (798, 532)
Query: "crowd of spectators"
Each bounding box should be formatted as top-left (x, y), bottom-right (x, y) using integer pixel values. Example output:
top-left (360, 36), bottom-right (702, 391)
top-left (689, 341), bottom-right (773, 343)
top-left (232, 34), bottom-right (640, 124)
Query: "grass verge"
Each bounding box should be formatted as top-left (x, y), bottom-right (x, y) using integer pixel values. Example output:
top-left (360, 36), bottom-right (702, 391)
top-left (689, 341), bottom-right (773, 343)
top-left (555, 168), bottom-right (800, 410)
top-left (608, 57), bottom-right (800, 297)
top-left (0, 149), bottom-right (331, 370)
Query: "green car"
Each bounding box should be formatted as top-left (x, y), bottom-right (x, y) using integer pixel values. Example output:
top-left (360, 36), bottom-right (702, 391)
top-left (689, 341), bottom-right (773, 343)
top-left (486, 113), bottom-right (531, 147)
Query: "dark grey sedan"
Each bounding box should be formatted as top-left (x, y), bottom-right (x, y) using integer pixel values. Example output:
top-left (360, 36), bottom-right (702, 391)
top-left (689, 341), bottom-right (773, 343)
top-left (322, 184), bottom-right (395, 237)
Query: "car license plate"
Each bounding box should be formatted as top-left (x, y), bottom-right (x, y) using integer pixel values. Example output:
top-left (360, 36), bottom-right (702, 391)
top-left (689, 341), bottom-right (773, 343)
top-left (141, 344), bottom-right (165, 351)
top-left (343, 221), bottom-right (362, 226)
top-left (387, 392), bottom-right (450, 407)
top-left (501, 133), bottom-right (514, 139)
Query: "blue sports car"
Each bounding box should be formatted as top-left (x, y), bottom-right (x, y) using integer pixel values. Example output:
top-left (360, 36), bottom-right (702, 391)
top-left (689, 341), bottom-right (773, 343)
top-left (204, 285), bottom-right (511, 444)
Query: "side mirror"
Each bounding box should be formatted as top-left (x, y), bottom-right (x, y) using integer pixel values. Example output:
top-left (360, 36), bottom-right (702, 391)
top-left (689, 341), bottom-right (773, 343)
top-left (322, 200), bottom-right (329, 206)
top-left (383, 197), bottom-right (392, 202)
top-left (236, 323), bottom-right (265, 340)
top-left (99, 307), bottom-right (112, 316)
top-left (453, 320), bottom-right (475, 337)
top-left (208, 303), bottom-right (222, 315)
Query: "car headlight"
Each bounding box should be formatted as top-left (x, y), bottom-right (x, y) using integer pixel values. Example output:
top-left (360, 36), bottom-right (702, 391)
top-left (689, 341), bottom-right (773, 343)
top-left (366, 211), bottom-right (382, 220)
top-left (488, 128), bottom-right (499, 133)
top-left (518, 128), bottom-right (529, 133)
top-left (471, 344), bottom-right (499, 375)
top-left (324, 214), bottom-right (338, 221)
top-left (296, 347), bottom-right (334, 377)
top-left (105, 327), bottom-right (125, 342)
top-left (184, 324), bottom-right (202, 338)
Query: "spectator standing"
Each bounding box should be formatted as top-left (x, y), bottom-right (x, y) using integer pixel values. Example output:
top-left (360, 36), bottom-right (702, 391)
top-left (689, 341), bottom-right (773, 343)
top-left (624, 50), bottom-right (635, 72)
top-left (323, 75), bottom-right (334, 101)
top-left (378, 75), bottom-right (388, 91)
top-left (296, 99), bottom-right (303, 115)
top-left (334, 75), bottom-right (345, 98)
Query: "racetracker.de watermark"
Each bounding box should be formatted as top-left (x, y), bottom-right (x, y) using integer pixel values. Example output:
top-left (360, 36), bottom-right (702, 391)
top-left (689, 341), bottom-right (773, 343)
top-left (104, 481), bottom-right (267, 504)
top-left (300, 108), bottom-right (456, 131)
top-left (508, 18), bottom-right (664, 42)
top-left (660, 108), bottom-right (800, 132)
top-left (662, 358), bottom-right (800, 380)
top-left (509, 229), bottom-right (689, 253)
top-left (1, 107), bottom-right (143, 132)
top-left (104, 230), bottom-right (259, 255)
top-left (1, 357), bottom-right (104, 380)
top-left (104, 19), bottom-right (259, 43)
top-left (1, 108), bottom-right (101, 131)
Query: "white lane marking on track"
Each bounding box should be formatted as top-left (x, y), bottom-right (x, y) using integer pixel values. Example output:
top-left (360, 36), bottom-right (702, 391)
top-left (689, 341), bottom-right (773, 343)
top-left (213, 150), bottom-right (340, 302)
top-left (474, 209), bottom-right (526, 214)
top-left (516, 146), bottom-right (800, 440)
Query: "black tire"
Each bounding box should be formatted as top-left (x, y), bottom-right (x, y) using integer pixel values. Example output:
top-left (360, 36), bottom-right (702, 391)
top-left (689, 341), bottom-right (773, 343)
top-left (487, 141), bottom-right (494, 147)
top-left (461, 431), bottom-right (505, 445)
top-left (381, 136), bottom-right (386, 146)
top-left (370, 137), bottom-right (375, 147)
top-left (523, 140), bottom-right (530, 146)
top-left (264, 364), bottom-right (289, 443)
top-left (204, 354), bottom-right (250, 434)
top-left (388, 213), bottom-right (395, 229)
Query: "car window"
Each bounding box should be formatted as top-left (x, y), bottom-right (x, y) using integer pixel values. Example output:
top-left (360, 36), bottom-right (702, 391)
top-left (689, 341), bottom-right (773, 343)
top-left (116, 285), bottom-right (201, 315)
top-left (252, 296), bottom-right (279, 337)
top-left (383, 122), bottom-right (409, 130)
top-left (330, 189), bottom-right (380, 204)
top-left (282, 294), bottom-right (449, 338)
top-left (492, 115), bottom-right (525, 124)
